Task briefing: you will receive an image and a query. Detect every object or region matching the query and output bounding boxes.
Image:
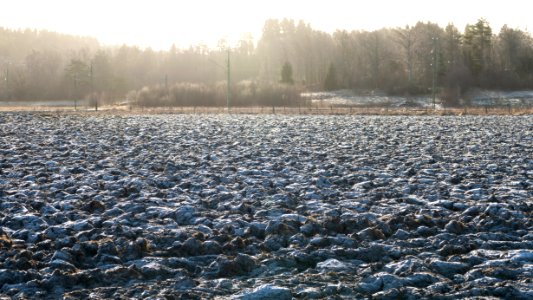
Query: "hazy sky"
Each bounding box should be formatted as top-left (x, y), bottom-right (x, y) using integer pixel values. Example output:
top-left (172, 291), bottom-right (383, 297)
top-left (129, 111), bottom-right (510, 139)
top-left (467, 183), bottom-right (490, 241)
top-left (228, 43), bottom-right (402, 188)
top-left (1, 0), bottom-right (531, 50)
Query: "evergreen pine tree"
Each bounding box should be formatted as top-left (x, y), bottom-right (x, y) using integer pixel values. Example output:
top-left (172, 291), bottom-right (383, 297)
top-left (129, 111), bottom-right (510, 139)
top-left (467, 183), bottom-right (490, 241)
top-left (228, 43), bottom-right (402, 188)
top-left (280, 62), bottom-right (294, 84)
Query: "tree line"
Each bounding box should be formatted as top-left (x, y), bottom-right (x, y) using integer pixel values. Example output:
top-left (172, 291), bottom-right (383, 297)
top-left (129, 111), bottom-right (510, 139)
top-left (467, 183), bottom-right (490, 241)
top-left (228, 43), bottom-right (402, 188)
top-left (2, 18), bottom-right (533, 106)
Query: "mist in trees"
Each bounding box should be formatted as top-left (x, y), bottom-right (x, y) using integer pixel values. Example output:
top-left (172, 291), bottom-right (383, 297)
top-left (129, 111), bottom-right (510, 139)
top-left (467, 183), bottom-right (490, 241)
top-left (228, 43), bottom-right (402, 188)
top-left (2, 18), bottom-right (533, 105)
top-left (324, 63), bottom-right (338, 91)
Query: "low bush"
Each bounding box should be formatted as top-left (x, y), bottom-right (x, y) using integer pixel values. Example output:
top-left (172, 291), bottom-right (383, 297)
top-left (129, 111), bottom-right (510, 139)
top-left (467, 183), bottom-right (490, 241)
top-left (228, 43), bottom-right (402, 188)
top-left (131, 82), bottom-right (305, 107)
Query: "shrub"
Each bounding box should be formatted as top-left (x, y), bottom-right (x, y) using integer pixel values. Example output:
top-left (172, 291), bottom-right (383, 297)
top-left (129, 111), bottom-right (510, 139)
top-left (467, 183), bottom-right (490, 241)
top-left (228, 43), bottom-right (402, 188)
top-left (132, 82), bottom-right (305, 107)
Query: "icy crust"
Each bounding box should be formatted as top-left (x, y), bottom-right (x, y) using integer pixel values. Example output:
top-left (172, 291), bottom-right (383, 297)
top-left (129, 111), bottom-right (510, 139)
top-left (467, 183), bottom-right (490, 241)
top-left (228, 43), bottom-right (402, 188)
top-left (0, 113), bottom-right (531, 299)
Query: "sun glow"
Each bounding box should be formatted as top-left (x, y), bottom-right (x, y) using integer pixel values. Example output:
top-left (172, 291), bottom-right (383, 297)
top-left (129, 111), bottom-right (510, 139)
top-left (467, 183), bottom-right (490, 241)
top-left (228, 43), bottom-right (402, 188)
top-left (1, 0), bottom-right (532, 50)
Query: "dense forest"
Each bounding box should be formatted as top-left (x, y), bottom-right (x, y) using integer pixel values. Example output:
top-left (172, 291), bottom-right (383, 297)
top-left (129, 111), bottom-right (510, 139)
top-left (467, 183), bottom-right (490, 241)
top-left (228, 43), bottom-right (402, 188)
top-left (2, 18), bottom-right (533, 106)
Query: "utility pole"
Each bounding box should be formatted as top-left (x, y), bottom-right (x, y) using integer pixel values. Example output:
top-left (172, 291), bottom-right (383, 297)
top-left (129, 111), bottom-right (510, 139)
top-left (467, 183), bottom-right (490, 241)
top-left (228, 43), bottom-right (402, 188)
top-left (90, 62), bottom-right (97, 111)
top-left (74, 74), bottom-right (78, 111)
top-left (165, 74), bottom-right (170, 101)
top-left (432, 37), bottom-right (438, 110)
top-left (4, 65), bottom-right (8, 100)
top-left (227, 49), bottom-right (230, 112)
top-left (208, 48), bottom-right (231, 112)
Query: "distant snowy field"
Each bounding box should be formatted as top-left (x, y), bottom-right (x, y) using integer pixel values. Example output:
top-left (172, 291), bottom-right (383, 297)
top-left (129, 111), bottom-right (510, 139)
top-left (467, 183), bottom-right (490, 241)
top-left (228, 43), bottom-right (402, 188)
top-left (0, 113), bottom-right (532, 299)
top-left (302, 90), bottom-right (533, 107)
top-left (0, 100), bottom-right (90, 107)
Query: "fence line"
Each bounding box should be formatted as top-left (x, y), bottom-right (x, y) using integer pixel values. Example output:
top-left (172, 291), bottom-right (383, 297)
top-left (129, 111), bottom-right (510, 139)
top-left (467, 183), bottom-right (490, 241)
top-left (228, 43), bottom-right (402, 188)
top-left (1, 104), bottom-right (532, 116)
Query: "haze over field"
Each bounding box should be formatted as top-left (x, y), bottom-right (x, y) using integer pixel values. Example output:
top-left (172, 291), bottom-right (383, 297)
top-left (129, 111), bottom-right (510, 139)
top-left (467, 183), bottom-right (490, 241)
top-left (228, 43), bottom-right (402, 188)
top-left (1, 0), bottom-right (532, 49)
top-left (2, 0), bottom-right (533, 109)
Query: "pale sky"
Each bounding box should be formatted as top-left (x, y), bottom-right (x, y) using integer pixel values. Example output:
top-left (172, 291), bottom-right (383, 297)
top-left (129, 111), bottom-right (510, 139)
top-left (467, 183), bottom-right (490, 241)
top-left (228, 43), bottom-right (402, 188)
top-left (0, 0), bottom-right (531, 50)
